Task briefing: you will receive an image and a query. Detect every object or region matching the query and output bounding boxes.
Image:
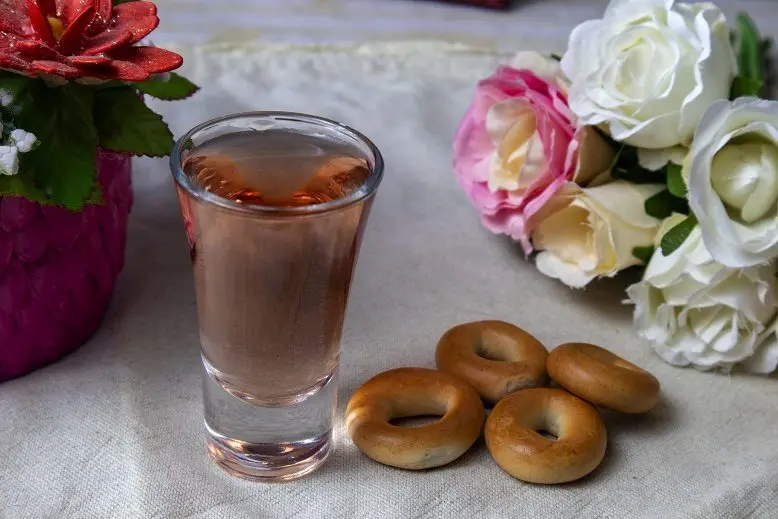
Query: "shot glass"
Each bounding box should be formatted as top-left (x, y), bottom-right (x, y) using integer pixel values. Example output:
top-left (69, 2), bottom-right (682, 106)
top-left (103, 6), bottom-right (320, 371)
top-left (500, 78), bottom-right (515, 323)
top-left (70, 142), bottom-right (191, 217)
top-left (170, 112), bottom-right (384, 481)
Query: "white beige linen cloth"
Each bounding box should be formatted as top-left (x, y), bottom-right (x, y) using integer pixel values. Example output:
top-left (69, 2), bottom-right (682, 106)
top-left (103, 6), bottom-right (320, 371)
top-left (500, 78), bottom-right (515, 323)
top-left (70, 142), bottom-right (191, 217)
top-left (150, 0), bottom-right (777, 52)
top-left (2, 43), bottom-right (778, 519)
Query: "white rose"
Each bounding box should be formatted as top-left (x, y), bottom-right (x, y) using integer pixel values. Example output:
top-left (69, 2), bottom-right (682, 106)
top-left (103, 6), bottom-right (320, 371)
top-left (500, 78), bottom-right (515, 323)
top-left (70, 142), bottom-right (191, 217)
top-left (741, 319), bottom-right (778, 374)
top-left (687, 98), bottom-right (778, 267)
top-left (626, 214), bottom-right (778, 373)
top-left (509, 51), bottom-right (565, 85)
top-left (561, 0), bottom-right (736, 149)
top-left (531, 180), bottom-right (663, 288)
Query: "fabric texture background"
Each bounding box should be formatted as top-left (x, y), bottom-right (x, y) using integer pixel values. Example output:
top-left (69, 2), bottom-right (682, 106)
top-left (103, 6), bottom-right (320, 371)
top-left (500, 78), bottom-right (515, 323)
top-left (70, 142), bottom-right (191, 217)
top-left (1, 43), bottom-right (778, 519)
top-left (150, 0), bottom-right (777, 52)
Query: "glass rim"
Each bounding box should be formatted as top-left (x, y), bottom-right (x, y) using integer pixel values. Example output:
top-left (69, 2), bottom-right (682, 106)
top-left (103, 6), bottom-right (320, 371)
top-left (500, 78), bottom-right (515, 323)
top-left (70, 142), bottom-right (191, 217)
top-left (170, 111), bottom-right (385, 216)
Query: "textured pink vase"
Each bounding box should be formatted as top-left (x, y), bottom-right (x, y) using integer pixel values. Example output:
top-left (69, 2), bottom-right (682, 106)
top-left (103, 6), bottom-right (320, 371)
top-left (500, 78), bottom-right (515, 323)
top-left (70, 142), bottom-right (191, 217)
top-left (0, 151), bottom-right (133, 382)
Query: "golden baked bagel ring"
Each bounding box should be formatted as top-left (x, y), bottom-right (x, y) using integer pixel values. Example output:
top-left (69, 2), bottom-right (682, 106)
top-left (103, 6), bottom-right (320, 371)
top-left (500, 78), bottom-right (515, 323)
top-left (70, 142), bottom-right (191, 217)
top-left (435, 321), bottom-right (548, 405)
top-left (346, 367), bottom-right (485, 470)
top-left (547, 343), bottom-right (660, 414)
top-left (485, 388), bottom-right (607, 484)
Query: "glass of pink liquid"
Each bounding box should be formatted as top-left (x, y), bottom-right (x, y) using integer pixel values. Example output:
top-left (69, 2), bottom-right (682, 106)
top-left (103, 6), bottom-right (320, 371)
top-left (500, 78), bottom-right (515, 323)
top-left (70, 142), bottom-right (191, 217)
top-left (170, 113), bottom-right (384, 481)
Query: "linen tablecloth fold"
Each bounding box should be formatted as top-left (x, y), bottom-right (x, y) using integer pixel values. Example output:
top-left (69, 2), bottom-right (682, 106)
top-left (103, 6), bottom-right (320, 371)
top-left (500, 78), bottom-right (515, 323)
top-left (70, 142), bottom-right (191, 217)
top-left (1, 43), bottom-right (777, 519)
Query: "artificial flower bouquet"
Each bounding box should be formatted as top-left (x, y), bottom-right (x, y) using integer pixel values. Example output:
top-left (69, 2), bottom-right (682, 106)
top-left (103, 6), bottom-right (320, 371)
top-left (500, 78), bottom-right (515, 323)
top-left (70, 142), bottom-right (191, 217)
top-left (0, 0), bottom-right (197, 202)
top-left (0, 0), bottom-right (197, 381)
top-left (454, 0), bottom-right (778, 374)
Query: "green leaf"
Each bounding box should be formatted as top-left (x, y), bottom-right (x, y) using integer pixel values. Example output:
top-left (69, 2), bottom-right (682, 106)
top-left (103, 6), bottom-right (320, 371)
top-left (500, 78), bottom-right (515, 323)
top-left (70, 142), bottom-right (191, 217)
top-left (608, 145), bottom-right (667, 184)
top-left (10, 80), bottom-right (98, 210)
top-left (612, 165), bottom-right (663, 185)
top-left (666, 163), bottom-right (687, 198)
top-left (135, 73), bottom-right (199, 101)
top-left (632, 245), bottom-right (655, 265)
top-left (730, 75), bottom-right (764, 99)
top-left (0, 73), bottom-right (34, 102)
top-left (736, 13), bottom-right (764, 86)
top-left (0, 175), bottom-right (50, 204)
top-left (660, 215), bottom-right (698, 256)
top-left (94, 87), bottom-right (174, 157)
top-left (550, 54), bottom-right (562, 62)
top-left (644, 189), bottom-right (689, 219)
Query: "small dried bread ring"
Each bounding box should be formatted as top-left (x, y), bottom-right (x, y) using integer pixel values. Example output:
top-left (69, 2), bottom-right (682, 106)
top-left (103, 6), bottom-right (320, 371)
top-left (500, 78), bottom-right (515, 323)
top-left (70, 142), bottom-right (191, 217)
top-left (346, 367), bottom-right (485, 470)
top-left (485, 388), bottom-right (607, 484)
top-left (435, 320), bottom-right (548, 405)
top-left (547, 343), bottom-right (660, 414)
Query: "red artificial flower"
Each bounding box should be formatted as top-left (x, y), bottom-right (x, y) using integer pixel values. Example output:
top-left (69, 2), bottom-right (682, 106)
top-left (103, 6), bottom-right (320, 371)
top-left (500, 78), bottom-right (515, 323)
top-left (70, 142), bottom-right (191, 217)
top-left (0, 0), bottom-right (183, 81)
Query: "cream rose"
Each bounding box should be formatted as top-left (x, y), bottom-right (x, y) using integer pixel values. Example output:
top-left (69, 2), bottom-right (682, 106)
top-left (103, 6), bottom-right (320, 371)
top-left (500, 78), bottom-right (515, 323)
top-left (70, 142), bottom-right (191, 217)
top-left (561, 0), bottom-right (736, 149)
top-left (687, 98), bottom-right (778, 267)
top-left (531, 181), bottom-right (663, 288)
top-left (626, 214), bottom-right (778, 373)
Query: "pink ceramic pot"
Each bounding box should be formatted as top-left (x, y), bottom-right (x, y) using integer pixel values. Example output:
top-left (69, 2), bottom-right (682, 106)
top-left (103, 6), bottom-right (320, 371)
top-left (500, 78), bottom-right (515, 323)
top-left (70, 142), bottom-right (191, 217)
top-left (0, 151), bottom-right (133, 382)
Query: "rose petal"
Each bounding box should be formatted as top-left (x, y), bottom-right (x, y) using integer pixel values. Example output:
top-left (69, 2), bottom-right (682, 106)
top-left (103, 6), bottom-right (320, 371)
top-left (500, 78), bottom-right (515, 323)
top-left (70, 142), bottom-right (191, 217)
top-left (35, 0), bottom-right (55, 17)
top-left (82, 59), bottom-right (150, 81)
top-left (109, 45), bottom-right (182, 74)
top-left (58, 5), bottom-right (96, 55)
top-left (30, 59), bottom-right (80, 77)
top-left (112, 3), bottom-right (159, 43)
top-left (113, 1), bottom-right (157, 17)
top-left (92, 0), bottom-right (113, 30)
top-left (79, 26), bottom-right (133, 55)
top-left (0, 52), bottom-right (31, 73)
top-left (25, 0), bottom-right (55, 45)
top-left (15, 40), bottom-right (64, 61)
top-left (69, 54), bottom-right (111, 66)
top-left (0, 0), bottom-right (28, 34)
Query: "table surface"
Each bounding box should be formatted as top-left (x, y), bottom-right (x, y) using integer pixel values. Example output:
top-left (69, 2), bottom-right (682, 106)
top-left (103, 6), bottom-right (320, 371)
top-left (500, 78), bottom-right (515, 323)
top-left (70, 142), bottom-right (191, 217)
top-left (4, 2), bottom-right (778, 519)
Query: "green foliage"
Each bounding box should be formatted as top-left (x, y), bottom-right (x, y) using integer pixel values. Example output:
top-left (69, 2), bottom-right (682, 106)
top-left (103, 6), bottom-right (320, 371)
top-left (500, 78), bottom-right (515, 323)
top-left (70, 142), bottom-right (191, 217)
top-left (666, 163), bottom-right (686, 198)
top-left (0, 65), bottom-right (197, 210)
top-left (730, 76), bottom-right (764, 98)
top-left (631, 245), bottom-right (655, 265)
top-left (3, 76), bottom-right (98, 210)
top-left (135, 73), bottom-right (200, 101)
top-left (644, 189), bottom-right (689, 220)
top-left (733, 13), bottom-right (772, 97)
top-left (608, 145), bottom-right (665, 184)
top-left (661, 215), bottom-right (698, 256)
top-left (94, 87), bottom-right (174, 157)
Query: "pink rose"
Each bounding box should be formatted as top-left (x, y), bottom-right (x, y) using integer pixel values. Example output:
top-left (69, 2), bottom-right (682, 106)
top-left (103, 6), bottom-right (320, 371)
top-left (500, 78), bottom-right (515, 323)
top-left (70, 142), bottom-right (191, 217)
top-left (453, 53), bottom-right (612, 252)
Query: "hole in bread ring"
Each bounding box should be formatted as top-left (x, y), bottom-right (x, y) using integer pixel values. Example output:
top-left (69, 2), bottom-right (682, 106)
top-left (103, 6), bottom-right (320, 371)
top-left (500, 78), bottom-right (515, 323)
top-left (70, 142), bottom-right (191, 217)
top-left (346, 368), bottom-right (485, 470)
top-left (435, 321), bottom-right (549, 405)
top-left (547, 343), bottom-right (661, 414)
top-left (485, 388), bottom-right (607, 484)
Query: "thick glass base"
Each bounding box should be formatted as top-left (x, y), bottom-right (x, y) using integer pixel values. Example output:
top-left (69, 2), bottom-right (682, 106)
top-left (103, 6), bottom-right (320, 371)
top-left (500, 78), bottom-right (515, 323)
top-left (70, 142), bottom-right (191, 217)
top-left (202, 359), bottom-right (338, 482)
top-left (206, 429), bottom-right (331, 482)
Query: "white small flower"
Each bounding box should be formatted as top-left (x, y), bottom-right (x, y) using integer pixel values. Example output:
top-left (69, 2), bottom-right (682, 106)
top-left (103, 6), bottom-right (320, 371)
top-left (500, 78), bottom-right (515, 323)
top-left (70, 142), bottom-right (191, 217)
top-left (0, 146), bottom-right (20, 176)
top-left (0, 128), bottom-right (39, 176)
top-left (9, 129), bottom-right (38, 153)
top-left (0, 90), bottom-right (13, 107)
